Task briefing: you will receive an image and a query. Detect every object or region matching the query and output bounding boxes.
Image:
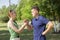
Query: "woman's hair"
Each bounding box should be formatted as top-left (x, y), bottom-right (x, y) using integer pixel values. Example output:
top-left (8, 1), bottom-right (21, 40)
top-left (10, 10), bottom-right (14, 12)
top-left (8, 10), bottom-right (15, 18)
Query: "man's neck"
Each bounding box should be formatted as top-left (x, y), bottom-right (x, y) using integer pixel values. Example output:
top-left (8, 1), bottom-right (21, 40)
top-left (35, 14), bottom-right (39, 19)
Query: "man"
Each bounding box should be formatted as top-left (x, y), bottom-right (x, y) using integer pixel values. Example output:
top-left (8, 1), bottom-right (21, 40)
top-left (24, 5), bottom-right (53, 40)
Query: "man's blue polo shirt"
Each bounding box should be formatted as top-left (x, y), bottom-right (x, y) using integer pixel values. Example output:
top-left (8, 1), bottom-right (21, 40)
top-left (31, 15), bottom-right (49, 40)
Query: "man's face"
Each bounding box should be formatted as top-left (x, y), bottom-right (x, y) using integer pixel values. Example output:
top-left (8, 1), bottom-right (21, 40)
top-left (31, 9), bottom-right (38, 17)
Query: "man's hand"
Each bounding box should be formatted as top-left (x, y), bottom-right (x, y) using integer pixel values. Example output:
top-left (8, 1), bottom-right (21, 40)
top-left (42, 32), bottom-right (46, 35)
top-left (23, 19), bottom-right (33, 31)
top-left (23, 19), bottom-right (29, 26)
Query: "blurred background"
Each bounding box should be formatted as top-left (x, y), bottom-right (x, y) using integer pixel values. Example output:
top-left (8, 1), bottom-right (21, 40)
top-left (0, 0), bottom-right (60, 40)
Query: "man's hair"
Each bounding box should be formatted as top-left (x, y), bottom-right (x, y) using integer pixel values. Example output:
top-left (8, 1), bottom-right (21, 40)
top-left (32, 5), bottom-right (39, 12)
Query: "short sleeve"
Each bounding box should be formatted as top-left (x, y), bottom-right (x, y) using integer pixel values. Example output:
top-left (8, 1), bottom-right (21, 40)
top-left (42, 16), bottom-right (49, 24)
top-left (31, 20), bottom-right (33, 25)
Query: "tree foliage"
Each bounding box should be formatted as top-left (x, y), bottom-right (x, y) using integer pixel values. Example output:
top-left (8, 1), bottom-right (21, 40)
top-left (0, 0), bottom-right (60, 22)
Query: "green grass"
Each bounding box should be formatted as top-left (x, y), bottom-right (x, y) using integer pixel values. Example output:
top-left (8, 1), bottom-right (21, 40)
top-left (0, 30), bottom-right (33, 40)
top-left (0, 22), bottom-right (60, 40)
top-left (0, 30), bottom-right (60, 40)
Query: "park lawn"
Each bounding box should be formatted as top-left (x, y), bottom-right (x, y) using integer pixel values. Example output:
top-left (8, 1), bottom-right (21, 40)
top-left (0, 29), bottom-right (60, 40)
top-left (0, 22), bottom-right (60, 40)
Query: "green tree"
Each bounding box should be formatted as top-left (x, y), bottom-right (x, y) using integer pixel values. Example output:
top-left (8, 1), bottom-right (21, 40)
top-left (16, 0), bottom-right (60, 21)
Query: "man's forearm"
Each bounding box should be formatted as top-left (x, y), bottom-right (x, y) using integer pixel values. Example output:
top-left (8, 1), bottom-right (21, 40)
top-left (27, 24), bottom-right (33, 31)
top-left (42, 22), bottom-right (53, 35)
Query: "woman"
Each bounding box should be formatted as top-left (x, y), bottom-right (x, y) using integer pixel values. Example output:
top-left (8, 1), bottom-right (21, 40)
top-left (7, 10), bottom-right (26, 40)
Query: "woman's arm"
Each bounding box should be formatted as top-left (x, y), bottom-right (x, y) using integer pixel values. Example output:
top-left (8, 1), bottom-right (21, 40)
top-left (18, 24), bottom-right (26, 33)
top-left (9, 21), bottom-right (25, 33)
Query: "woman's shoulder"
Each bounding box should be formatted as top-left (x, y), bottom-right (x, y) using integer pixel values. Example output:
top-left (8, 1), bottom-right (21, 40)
top-left (8, 20), bottom-right (11, 24)
top-left (7, 20), bottom-right (13, 27)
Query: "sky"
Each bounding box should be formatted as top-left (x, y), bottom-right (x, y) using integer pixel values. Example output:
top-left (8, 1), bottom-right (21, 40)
top-left (0, 0), bottom-right (19, 8)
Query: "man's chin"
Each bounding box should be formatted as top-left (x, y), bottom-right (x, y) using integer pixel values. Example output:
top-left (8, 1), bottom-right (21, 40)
top-left (33, 16), bottom-right (36, 18)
